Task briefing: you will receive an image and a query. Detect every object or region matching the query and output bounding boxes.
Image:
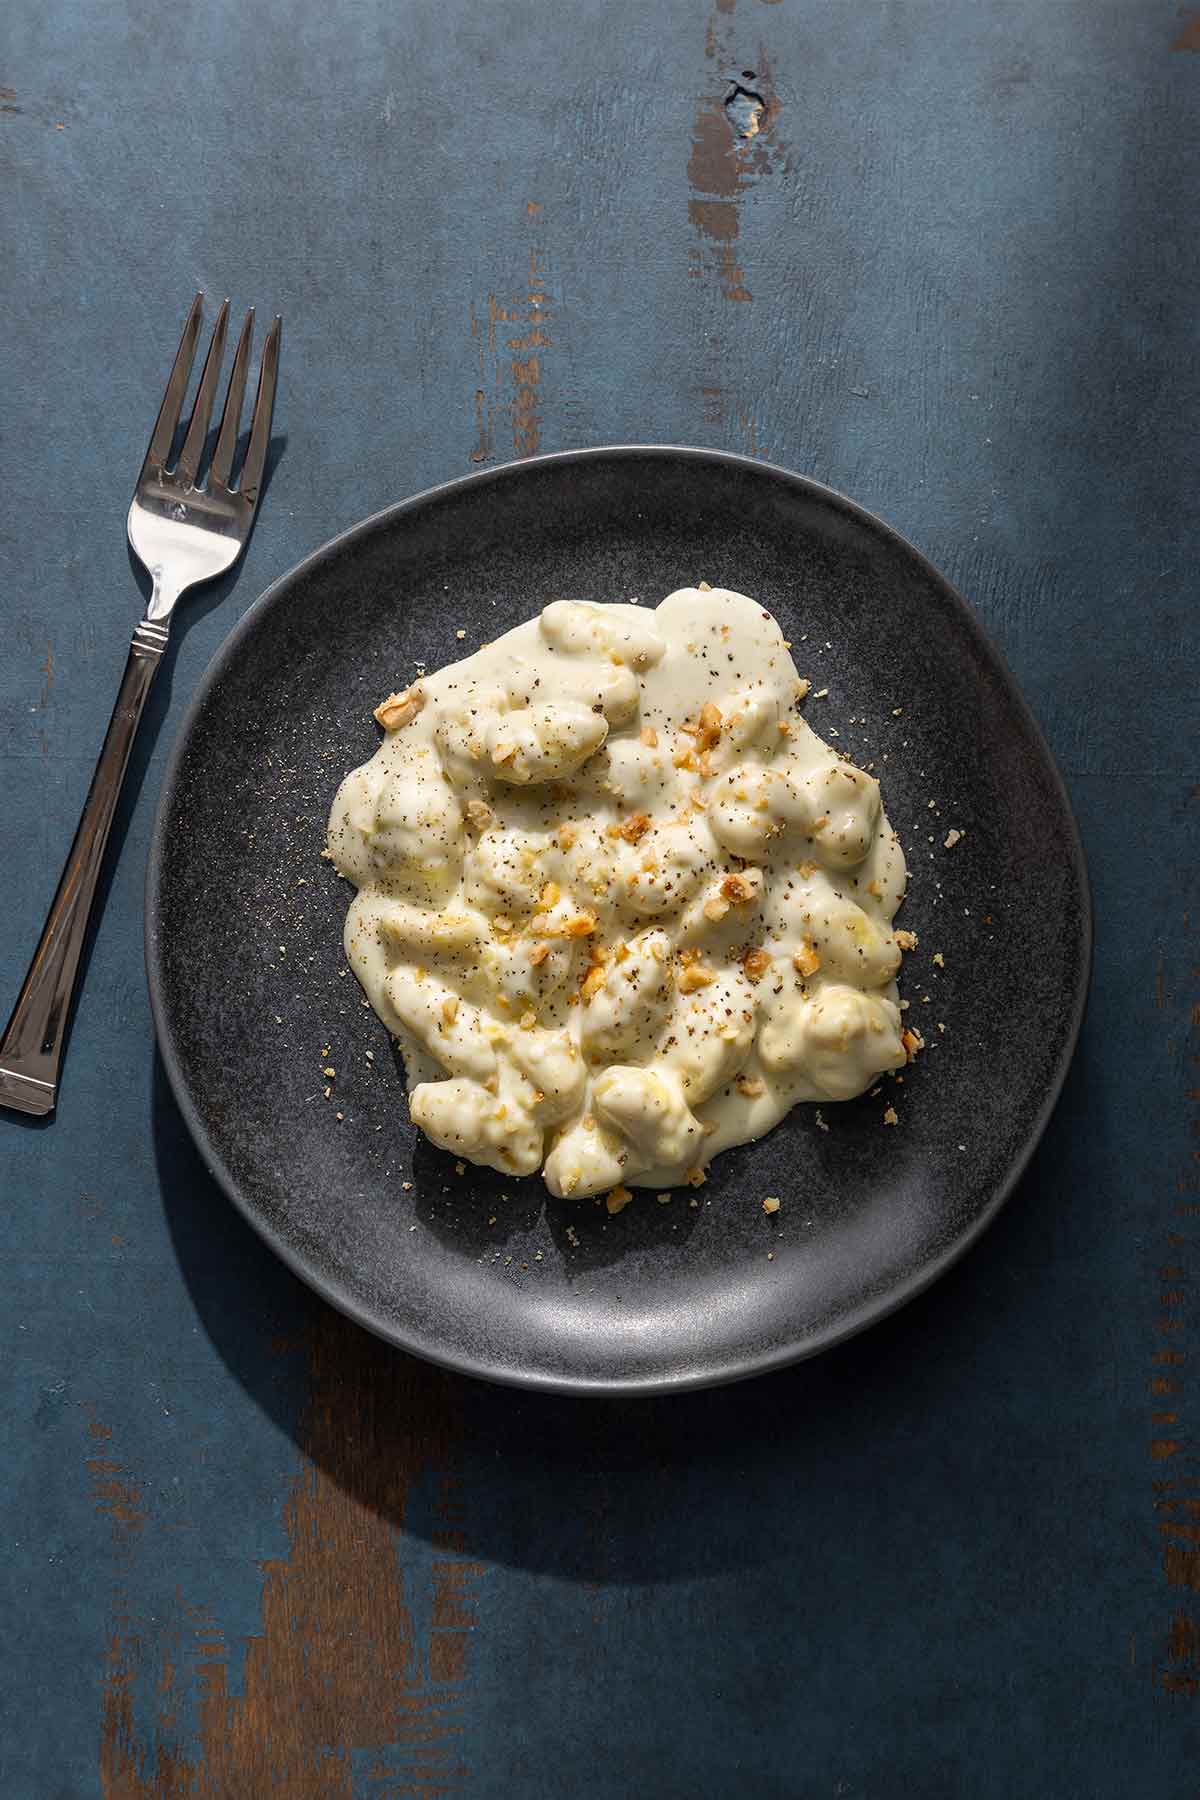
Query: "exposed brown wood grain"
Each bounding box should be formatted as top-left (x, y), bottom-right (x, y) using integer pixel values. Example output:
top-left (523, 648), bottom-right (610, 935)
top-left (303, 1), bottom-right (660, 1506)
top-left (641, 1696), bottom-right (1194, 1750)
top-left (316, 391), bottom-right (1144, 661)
top-left (95, 1312), bottom-right (476, 1797)
top-left (689, 2), bottom-right (783, 460)
top-left (470, 203), bottom-right (550, 464)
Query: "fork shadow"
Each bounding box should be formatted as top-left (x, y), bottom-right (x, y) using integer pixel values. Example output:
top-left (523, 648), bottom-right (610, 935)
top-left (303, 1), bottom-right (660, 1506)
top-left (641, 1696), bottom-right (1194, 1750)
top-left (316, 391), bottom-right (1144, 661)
top-left (152, 1023), bottom-right (1092, 1585)
top-left (0, 436), bottom-right (286, 1137)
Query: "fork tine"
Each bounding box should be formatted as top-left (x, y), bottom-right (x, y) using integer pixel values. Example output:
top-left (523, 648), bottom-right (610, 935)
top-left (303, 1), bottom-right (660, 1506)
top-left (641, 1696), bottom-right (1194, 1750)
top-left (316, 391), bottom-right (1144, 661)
top-left (175, 297), bottom-right (230, 485)
top-left (209, 307), bottom-right (254, 491)
top-left (236, 315), bottom-right (281, 506)
top-left (142, 293), bottom-right (204, 475)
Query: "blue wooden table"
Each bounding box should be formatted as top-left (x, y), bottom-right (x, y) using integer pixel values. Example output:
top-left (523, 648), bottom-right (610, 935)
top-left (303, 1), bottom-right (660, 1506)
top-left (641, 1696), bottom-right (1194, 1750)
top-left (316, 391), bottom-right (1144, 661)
top-left (3, 3), bottom-right (1198, 1793)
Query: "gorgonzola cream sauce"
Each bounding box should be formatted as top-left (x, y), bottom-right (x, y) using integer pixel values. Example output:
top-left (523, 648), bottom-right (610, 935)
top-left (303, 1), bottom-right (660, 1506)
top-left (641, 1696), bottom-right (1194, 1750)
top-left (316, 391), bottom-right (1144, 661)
top-left (326, 588), bottom-right (911, 1197)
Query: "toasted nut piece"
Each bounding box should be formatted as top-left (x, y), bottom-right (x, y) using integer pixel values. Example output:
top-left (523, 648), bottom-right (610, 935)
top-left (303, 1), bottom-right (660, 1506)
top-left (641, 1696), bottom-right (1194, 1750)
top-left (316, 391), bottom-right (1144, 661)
top-left (580, 962), bottom-right (608, 1001)
top-left (520, 1009), bottom-right (537, 1030)
top-left (894, 929), bottom-right (919, 951)
top-left (606, 1184), bottom-right (634, 1214)
top-left (737, 1076), bottom-right (765, 1098)
top-left (742, 947), bottom-right (771, 984)
top-left (720, 871), bottom-right (759, 904)
top-left (677, 948), bottom-right (718, 993)
top-left (614, 811), bottom-right (652, 844)
top-left (793, 940), bottom-right (821, 979)
top-left (640, 725), bottom-right (659, 748)
top-left (762, 1196), bottom-right (781, 1214)
top-left (540, 881), bottom-right (562, 908)
top-left (557, 823), bottom-right (577, 850)
top-left (373, 685), bottom-right (425, 730)
top-left (529, 942), bottom-right (551, 967)
top-left (683, 701), bottom-right (723, 753)
top-left (697, 580), bottom-right (713, 591)
top-left (703, 896), bottom-right (730, 923)
top-left (672, 745), bottom-right (697, 771)
top-left (901, 1027), bottom-right (925, 1061)
top-left (530, 909), bottom-right (598, 939)
top-left (466, 797), bottom-right (494, 831)
top-left (440, 996), bottom-right (459, 1026)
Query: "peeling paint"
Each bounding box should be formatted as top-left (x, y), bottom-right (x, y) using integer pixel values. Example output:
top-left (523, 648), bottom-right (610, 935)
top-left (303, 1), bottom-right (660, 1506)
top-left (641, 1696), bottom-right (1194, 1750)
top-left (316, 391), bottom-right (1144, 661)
top-left (688, 2), bottom-right (783, 454)
top-left (470, 207), bottom-right (552, 464)
top-left (92, 1312), bottom-right (479, 1795)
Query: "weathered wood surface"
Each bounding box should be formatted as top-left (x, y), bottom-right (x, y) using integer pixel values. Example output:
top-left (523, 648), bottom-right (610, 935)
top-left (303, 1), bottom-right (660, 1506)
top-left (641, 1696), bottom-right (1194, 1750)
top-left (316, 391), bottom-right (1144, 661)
top-left (2, 1), bottom-right (1197, 1792)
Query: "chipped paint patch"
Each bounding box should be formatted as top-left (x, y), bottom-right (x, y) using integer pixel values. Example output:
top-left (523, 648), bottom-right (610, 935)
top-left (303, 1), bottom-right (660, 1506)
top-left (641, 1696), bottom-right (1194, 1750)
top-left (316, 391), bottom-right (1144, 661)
top-left (688, 5), bottom-right (784, 454)
top-left (469, 205), bottom-right (553, 464)
top-left (92, 1312), bottom-right (479, 1794)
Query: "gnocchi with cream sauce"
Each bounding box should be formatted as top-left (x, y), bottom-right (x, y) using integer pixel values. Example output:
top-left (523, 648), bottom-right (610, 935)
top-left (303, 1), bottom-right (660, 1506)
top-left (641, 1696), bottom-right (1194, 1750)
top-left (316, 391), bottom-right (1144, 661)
top-left (326, 587), bottom-right (914, 1198)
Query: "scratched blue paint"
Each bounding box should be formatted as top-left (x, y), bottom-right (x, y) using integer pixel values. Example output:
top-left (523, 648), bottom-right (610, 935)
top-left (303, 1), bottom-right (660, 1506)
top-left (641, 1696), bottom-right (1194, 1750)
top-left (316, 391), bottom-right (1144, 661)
top-left (1, 0), bottom-right (1198, 1793)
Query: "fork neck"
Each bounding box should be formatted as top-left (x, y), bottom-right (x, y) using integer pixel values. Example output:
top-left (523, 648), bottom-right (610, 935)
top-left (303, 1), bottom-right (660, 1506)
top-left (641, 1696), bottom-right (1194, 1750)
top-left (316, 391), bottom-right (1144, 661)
top-left (146, 568), bottom-right (185, 625)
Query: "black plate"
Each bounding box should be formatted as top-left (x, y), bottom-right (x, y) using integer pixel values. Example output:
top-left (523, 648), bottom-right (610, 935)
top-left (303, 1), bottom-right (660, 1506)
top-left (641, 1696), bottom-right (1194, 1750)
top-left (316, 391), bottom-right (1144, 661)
top-left (146, 448), bottom-right (1090, 1394)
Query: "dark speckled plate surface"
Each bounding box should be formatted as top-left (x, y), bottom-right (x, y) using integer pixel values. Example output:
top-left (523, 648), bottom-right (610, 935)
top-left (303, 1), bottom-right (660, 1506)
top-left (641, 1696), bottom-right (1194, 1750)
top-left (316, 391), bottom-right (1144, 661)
top-left (146, 447), bottom-right (1090, 1394)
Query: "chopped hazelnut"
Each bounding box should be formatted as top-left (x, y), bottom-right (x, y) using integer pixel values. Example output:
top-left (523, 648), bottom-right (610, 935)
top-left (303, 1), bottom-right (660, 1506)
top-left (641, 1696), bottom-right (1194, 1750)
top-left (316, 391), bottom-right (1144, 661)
top-left (681, 701), bottom-right (723, 753)
top-left (742, 947), bottom-right (771, 984)
top-left (640, 725), bottom-right (659, 748)
top-left (720, 870), bottom-right (759, 904)
top-left (614, 811), bottom-right (652, 844)
top-left (762, 1196), bottom-right (781, 1215)
top-left (793, 940), bottom-right (821, 979)
top-left (606, 1185), bottom-right (634, 1214)
top-left (373, 685), bottom-right (425, 730)
top-left (677, 952), bottom-right (717, 992)
top-left (580, 962), bottom-right (608, 1001)
top-left (737, 1076), bottom-right (766, 1098)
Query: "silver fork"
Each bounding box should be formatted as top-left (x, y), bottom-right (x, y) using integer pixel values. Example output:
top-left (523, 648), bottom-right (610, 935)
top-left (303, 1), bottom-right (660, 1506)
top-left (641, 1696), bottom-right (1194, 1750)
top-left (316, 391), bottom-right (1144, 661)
top-left (0, 294), bottom-right (281, 1118)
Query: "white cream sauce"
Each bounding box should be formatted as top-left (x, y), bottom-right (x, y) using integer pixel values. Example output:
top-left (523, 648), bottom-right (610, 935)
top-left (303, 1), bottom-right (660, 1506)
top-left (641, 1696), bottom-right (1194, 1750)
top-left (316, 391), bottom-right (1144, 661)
top-left (326, 588), bottom-right (912, 1198)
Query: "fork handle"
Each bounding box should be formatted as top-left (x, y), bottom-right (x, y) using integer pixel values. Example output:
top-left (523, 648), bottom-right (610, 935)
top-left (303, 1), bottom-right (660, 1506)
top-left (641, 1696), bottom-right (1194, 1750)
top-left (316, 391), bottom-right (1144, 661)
top-left (0, 618), bottom-right (170, 1116)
